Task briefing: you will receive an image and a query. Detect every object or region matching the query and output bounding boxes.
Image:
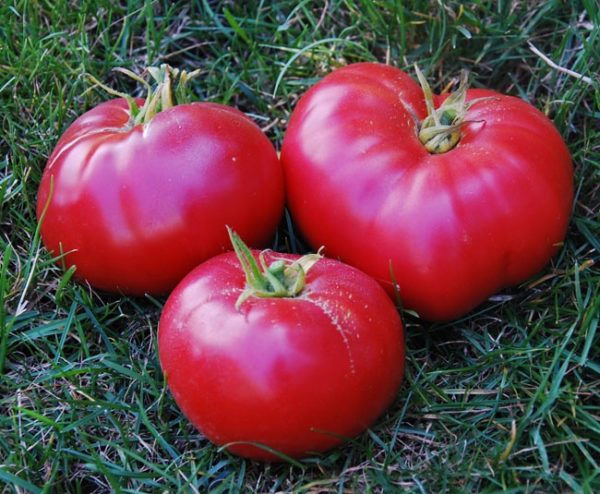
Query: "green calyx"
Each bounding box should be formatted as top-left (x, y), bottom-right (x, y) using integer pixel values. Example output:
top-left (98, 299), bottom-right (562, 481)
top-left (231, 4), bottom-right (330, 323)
top-left (88, 64), bottom-right (201, 126)
top-left (227, 227), bottom-right (322, 310)
top-left (414, 65), bottom-right (488, 154)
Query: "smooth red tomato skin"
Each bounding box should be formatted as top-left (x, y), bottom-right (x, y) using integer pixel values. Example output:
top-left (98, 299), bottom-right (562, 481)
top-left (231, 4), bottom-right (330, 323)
top-left (158, 251), bottom-right (405, 460)
top-left (37, 98), bottom-right (284, 295)
top-left (281, 63), bottom-right (573, 321)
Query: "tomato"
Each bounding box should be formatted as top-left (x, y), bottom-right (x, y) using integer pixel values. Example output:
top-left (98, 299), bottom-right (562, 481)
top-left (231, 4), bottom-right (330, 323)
top-left (37, 66), bottom-right (283, 295)
top-left (281, 62), bottom-right (573, 321)
top-left (158, 229), bottom-right (405, 460)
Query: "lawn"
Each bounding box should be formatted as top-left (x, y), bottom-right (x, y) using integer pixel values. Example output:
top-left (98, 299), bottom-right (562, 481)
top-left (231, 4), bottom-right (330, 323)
top-left (1, 1), bottom-right (599, 492)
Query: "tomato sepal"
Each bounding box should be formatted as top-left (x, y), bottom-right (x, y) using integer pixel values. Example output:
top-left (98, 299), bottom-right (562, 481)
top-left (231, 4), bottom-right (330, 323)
top-left (88, 63), bottom-right (201, 126)
top-left (414, 65), bottom-right (498, 153)
top-left (227, 226), bottom-right (321, 309)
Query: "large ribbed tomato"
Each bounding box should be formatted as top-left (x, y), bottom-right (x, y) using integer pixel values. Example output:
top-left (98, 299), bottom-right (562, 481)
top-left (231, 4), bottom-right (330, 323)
top-left (158, 231), bottom-right (405, 460)
top-left (281, 63), bottom-right (573, 321)
top-left (37, 66), bottom-right (283, 295)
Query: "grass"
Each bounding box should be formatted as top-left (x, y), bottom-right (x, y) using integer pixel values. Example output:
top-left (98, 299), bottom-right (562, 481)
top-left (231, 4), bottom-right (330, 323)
top-left (1, 0), bottom-right (599, 492)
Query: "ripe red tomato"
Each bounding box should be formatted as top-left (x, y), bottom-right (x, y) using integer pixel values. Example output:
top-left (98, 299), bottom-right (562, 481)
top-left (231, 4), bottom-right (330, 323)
top-left (281, 63), bottom-right (573, 321)
top-left (158, 235), bottom-right (404, 460)
top-left (37, 68), bottom-right (283, 295)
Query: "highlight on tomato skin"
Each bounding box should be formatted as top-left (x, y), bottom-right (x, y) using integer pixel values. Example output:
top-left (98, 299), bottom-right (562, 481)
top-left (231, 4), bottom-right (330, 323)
top-left (36, 65), bottom-right (284, 296)
top-left (280, 62), bottom-right (574, 322)
top-left (158, 230), bottom-right (405, 461)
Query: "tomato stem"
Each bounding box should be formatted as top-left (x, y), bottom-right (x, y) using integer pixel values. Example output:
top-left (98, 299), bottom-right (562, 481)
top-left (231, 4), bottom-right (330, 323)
top-left (227, 227), bottom-right (322, 309)
top-left (414, 66), bottom-right (494, 154)
top-left (414, 65), bottom-right (469, 154)
top-left (88, 64), bottom-right (201, 126)
top-left (136, 65), bottom-right (201, 124)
